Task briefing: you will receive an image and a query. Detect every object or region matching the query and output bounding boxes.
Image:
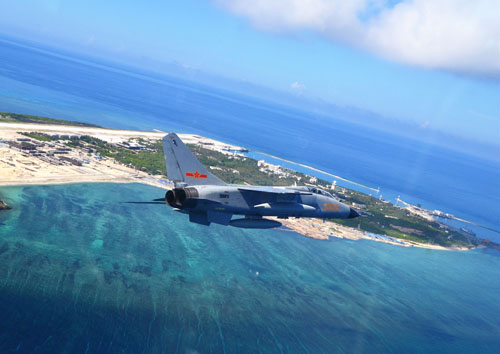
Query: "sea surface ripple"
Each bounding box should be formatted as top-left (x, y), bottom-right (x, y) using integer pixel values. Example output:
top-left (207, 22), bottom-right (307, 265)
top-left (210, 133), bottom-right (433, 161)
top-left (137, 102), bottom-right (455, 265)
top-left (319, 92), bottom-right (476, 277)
top-left (0, 183), bottom-right (499, 353)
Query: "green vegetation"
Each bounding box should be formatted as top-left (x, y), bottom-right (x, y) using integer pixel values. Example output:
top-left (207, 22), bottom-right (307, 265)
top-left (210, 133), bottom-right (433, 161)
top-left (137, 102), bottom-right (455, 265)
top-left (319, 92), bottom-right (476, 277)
top-left (331, 194), bottom-right (471, 247)
top-left (19, 132), bottom-right (53, 141)
top-left (107, 142), bottom-right (166, 175)
top-left (320, 182), bottom-right (472, 247)
top-left (0, 112), bottom-right (100, 127)
top-left (18, 132), bottom-right (166, 175)
top-left (73, 136), bottom-right (166, 175)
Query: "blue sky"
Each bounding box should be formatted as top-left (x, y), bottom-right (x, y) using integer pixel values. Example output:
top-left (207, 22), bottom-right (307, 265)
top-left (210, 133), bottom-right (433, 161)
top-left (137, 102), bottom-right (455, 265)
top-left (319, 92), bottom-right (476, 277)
top-left (0, 0), bottom-right (499, 145)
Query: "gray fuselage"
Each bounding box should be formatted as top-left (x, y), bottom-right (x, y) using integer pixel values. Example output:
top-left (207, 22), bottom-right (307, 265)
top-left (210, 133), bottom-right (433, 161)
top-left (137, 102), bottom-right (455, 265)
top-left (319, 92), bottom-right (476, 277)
top-left (168, 185), bottom-right (354, 219)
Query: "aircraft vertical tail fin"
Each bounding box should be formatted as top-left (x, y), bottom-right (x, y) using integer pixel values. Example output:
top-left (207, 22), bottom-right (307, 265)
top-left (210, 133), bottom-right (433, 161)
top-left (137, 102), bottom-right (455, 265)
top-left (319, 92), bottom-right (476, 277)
top-left (162, 133), bottom-right (226, 186)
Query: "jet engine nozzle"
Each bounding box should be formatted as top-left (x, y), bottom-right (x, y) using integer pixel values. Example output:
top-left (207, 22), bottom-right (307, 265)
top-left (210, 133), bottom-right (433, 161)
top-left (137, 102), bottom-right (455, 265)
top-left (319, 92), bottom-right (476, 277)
top-left (166, 188), bottom-right (199, 207)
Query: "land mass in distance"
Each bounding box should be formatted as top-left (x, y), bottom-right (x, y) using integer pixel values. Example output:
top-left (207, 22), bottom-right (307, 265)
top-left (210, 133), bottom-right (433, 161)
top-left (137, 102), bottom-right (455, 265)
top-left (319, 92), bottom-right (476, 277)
top-left (1, 112), bottom-right (496, 251)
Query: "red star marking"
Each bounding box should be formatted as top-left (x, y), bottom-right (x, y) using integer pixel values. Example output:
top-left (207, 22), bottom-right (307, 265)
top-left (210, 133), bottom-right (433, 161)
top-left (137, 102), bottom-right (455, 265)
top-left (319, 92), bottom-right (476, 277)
top-left (185, 170), bottom-right (207, 179)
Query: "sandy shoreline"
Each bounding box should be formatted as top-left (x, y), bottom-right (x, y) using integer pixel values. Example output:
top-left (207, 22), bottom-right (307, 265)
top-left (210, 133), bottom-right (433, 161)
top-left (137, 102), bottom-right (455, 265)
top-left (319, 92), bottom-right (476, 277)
top-left (0, 128), bottom-right (171, 190)
top-left (0, 122), bottom-right (247, 151)
top-left (274, 217), bottom-right (468, 251)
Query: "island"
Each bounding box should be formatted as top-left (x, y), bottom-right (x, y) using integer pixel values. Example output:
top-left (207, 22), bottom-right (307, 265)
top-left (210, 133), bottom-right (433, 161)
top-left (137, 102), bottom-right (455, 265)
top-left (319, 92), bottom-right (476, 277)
top-left (1, 112), bottom-right (497, 251)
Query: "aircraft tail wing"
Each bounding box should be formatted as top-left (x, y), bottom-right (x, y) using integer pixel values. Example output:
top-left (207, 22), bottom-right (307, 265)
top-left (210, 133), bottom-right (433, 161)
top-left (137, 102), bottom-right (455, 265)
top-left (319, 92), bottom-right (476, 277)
top-left (162, 133), bottom-right (226, 186)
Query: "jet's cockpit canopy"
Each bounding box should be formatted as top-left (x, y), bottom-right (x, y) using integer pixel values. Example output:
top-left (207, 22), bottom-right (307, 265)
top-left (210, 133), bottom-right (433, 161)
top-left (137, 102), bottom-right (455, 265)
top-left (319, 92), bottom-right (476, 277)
top-left (308, 186), bottom-right (334, 198)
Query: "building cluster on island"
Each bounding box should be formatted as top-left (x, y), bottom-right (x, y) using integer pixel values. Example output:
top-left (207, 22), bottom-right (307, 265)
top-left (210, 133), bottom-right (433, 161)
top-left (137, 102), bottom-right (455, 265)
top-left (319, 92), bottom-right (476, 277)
top-left (257, 160), bottom-right (335, 188)
top-left (396, 195), bottom-right (456, 222)
top-left (3, 136), bottom-right (86, 167)
top-left (0, 132), bottom-right (251, 172)
top-left (257, 160), bottom-right (297, 180)
top-left (197, 139), bottom-right (248, 154)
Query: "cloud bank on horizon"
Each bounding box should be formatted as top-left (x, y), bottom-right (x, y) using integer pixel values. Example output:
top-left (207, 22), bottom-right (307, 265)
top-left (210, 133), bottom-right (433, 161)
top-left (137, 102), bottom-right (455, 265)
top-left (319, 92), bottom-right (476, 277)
top-left (215, 0), bottom-right (500, 78)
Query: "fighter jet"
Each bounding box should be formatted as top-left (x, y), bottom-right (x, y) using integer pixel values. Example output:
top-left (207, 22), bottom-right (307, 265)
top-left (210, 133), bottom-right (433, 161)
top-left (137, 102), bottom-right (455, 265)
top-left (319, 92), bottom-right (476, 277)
top-left (131, 133), bottom-right (359, 229)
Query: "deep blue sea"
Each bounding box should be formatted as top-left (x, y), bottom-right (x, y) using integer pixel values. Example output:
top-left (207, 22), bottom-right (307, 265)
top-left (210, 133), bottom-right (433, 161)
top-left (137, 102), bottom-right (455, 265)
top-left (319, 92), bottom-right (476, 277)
top-left (0, 183), bottom-right (499, 353)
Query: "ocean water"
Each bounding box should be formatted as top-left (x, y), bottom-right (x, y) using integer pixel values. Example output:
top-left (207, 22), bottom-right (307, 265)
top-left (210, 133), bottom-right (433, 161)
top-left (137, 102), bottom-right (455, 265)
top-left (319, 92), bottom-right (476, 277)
top-left (0, 183), bottom-right (499, 353)
top-left (0, 37), bottom-right (498, 242)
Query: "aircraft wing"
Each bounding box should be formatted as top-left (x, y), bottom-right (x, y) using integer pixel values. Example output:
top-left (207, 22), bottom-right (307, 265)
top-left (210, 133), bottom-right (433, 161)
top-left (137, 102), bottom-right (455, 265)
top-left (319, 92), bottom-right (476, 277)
top-left (238, 186), bottom-right (312, 196)
top-left (237, 186), bottom-right (311, 195)
top-left (238, 186), bottom-right (311, 205)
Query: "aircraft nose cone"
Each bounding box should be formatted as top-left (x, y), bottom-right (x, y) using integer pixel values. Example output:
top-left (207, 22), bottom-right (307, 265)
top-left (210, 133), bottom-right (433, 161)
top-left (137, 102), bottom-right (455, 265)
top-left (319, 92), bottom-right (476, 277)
top-left (348, 208), bottom-right (360, 219)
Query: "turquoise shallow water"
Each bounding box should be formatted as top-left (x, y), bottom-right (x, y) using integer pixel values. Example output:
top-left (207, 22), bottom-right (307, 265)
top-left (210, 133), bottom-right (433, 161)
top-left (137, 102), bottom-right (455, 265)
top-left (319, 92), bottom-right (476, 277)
top-left (0, 183), bottom-right (499, 353)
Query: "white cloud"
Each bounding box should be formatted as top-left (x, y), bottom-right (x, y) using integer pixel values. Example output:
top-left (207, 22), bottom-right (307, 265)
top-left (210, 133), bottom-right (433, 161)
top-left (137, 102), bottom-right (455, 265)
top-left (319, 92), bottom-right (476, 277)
top-left (215, 0), bottom-right (500, 77)
top-left (290, 81), bottom-right (306, 93)
top-left (290, 81), bottom-right (305, 89)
